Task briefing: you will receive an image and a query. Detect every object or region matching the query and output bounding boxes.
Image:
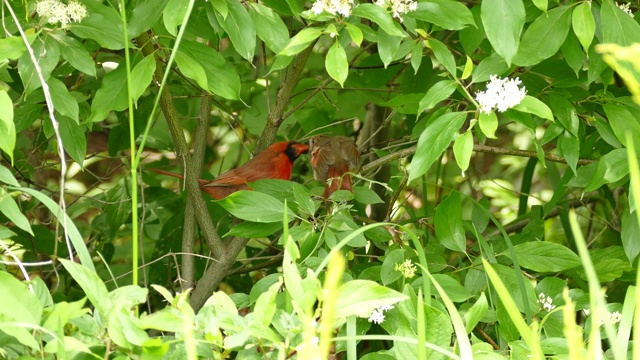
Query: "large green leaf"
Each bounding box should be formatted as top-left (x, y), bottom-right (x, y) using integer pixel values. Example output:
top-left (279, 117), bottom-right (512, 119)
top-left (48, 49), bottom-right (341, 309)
top-left (163, 0), bottom-right (188, 36)
top-left (603, 104), bottom-right (640, 150)
top-left (279, 27), bottom-right (323, 56)
top-left (584, 149), bottom-right (629, 192)
top-left (572, 2), bottom-right (595, 52)
top-left (49, 78), bottom-right (79, 123)
top-left (178, 40), bottom-right (241, 100)
top-left (512, 6), bottom-right (572, 66)
top-left (59, 259), bottom-right (110, 315)
top-left (130, 55), bottom-right (155, 105)
top-left (326, 41), bottom-right (348, 86)
top-left (216, 0), bottom-right (256, 61)
top-left (56, 34), bottom-right (96, 77)
top-left (428, 38), bottom-right (456, 77)
top-left (0, 34), bottom-right (36, 60)
top-left (0, 189), bottom-right (33, 235)
top-left (351, 4), bottom-right (404, 37)
top-left (335, 280), bottom-right (408, 320)
top-left (18, 38), bottom-right (59, 96)
top-left (418, 80), bottom-right (458, 113)
top-left (377, 29), bottom-right (402, 68)
top-left (57, 116), bottom-right (87, 167)
top-left (89, 65), bottom-right (128, 122)
top-left (250, 3), bottom-right (289, 53)
top-left (406, 0), bottom-right (475, 30)
top-left (435, 192), bottom-right (466, 253)
top-left (0, 90), bottom-right (15, 163)
top-left (481, 0), bottom-right (525, 65)
top-left (621, 208), bottom-right (640, 264)
top-left (217, 190), bottom-right (294, 223)
top-left (128, 0), bottom-right (170, 38)
top-left (70, 1), bottom-right (125, 50)
top-left (409, 112), bottom-right (466, 182)
top-left (471, 52), bottom-right (510, 83)
top-left (600, 0), bottom-right (640, 46)
top-left (505, 242), bottom-right (581, 272)
top-left (0, 271), bottom-right (43, 326)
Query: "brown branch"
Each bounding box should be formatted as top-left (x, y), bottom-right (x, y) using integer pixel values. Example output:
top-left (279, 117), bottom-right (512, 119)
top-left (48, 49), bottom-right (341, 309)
top-left (360, 144), bottom-right (597, 175)
top-left (255, 43), bottom-right (316, 152)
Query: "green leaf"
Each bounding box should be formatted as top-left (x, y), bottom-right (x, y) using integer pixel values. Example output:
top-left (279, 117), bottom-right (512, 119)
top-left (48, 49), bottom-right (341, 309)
top-left (561, 31), bottom-right (584, 77)
top-left (252, 281), bottom-right (281, 327)
top-left (217, 0), bottom-right (256, 61)
top-left (512, 95), bottom-right (553, 121)
top-left (558, 131), bottom-right (579, 175)
top-left (584, 148), bottom-right (629, 192)
top-left (427, 38), bottom-right (456, 77)
top-left (0, 90), bottom-right (16, 163)
top-left (18, 39), bottom-right (59, 96)
top-left (175, 48), bottom-right (210, 92)
top-left (503, 241), bottom-right (581, 272)
top-left (0, 190), bottom-right (33, 235)
top-left (15, 187), bottom-right (95, 271)
top-left (600, 0), bottom-right (640, 46)
top-left (59, 259), bottom-right (110, 315)
top-left (0, 165), bottom-right (19, 186)
top-left (603, 104), bottom-right (640, 150)
top-left (279, 27), bottom-right (323, 56)
top-left (0, 271), bottom-right (42, 325)
top-left (380, 249), bottom-right (405, 285)
top-left (89, 65), bottom-right (128, 122)
top-left (435, 192), bottom-right (466, 253)
top-left (621, 208), bottom-right (640, 263)
top-left (406, 0), bottom-right (475, 30)
top-left (481, 0), bottom-right (525, 65)
top-left (211, 0), bottom-right (228, 20)
top-left (346, 23), bottom-right (363, 47)
top-left (56, 34), bottom-right (97, 77)
top-left (130, 55), bottom-right (155, 105)
top-left (409, 112), bottom-right (466, 182)
top-left (461, 55), bottom-right (473, 80)
top-left (335, 280), bottom-right (408, 320)
top-left (225, 221), bottom-right (283, 238)
top-left (217, 190), bottom-right (294, 223)
top-left (49, 78), bottom-right (79, 122)
top-left (572, 2), bottom-right (595, 52)
top-left (410, 41), bottom-right (423, 74)
top-left (353, 186), bottom-right (384, 205)
top-left (163, 0), bottom-right (188, 36)
top-left (418, 80), bottom-right (458, 113)
top-left (70, 1), bottom-right (125, 50)
top-left (326, 41), bottom-right (348, 87)
top-left (128, 0), bottom-right (170, 38)
top-left (431, 274), bottom-right (472, 302)
top-left (58, 115), bottom-right (87, 166)
top-left (453, 131), bottom-right (473, 173)
top-left (351, 4), bottom-right (404, 37)
top-left (512, 6), bottom-right (572, 66)
top-left (471, 52), bottom-right (509, 84)
top-left (0, 34), bottom-right (36, 60)
top-left (478, 110), bottom-right (498, 138)
top-left (548, 95), bottom-right (579, 136)
top-left (464, 293), bottom-right (488, 333)
top-left (250, 3), bottom-right (289, 53)
top-left (531, 0), bottom-right (547, 12)
top-left (377, 29), bottom-right (402, 68)
top-left (178, 40), bottom-right (241, 100)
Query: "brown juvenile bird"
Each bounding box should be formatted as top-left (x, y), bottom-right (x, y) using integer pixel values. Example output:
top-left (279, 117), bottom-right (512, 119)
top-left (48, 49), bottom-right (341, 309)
top-left (309, 135), bottom-right (360, 198)
top-left (152, 141), bottom-right (309, 199)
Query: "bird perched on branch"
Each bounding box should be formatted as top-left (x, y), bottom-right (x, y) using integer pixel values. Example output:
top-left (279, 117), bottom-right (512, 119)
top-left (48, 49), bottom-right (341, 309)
top-left (152, 141), bottom-right (309, 199)
top-left (309, 135), bottom-right (360, 198)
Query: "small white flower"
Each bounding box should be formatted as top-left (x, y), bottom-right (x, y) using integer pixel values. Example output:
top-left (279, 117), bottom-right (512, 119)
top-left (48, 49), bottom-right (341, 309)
top-left (600, 311), bottom-right (622, 325)
top-left (374, 0), bottom-right (418, 21)
top-left (311, 0), bottom-right (355, 17)
top-left (35, 0), bottom-right (87, 28)
top-left (475, 75), bottom-right (527, 114)
top-left (368, 309), bottom-right (385, 324)
top-left (617, 2), bottom-right (634, 16)
top-left (368, 304), bottom-right (395, 324)
top-left (537, 292), bottom-right (556, 312)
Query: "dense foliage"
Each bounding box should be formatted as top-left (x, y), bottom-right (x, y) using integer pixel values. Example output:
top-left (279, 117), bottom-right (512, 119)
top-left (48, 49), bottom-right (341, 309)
top-left (1, 0), bottom-right (640, 358)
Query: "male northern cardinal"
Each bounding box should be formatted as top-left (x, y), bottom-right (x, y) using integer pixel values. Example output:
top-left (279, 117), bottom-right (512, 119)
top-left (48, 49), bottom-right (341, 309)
top-left (152, 141), bottom-right (309, 199)
top-left (309, 135), bottom-right (360, 198)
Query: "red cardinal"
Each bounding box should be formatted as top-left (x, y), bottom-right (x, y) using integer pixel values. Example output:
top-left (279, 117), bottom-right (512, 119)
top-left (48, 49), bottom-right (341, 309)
top-left (309, 135), bottom-right (360, 198)
top-left (153, 141), bottom-right (309, 199)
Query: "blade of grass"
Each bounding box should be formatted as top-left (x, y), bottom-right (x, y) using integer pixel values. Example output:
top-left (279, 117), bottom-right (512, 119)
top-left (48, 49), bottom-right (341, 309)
top-left (481, 258), bottom-right (543, 359)
top-left (625, 132), bottom-right (640, 360)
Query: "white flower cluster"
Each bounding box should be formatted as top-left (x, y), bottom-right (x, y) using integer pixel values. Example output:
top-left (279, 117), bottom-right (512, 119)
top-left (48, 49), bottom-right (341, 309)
top-left (311, 0), bottom-right (355, 17)
top-left (36, 0), bottom-right (87, 28)
top-left (368, 304), bottom-right (394, 324)
top-left (599, 311), bottom-right (622, 325)
top-left (374, 0), bottom-right (418, 21)
top-left (475, 75), bottom-right (527, 114)
top-left (394, 259), bottom-right (417, 279)
top-left (617, 2), bottom-right (634, 16)
top-left (537, 293), bottom-right (556, 312)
